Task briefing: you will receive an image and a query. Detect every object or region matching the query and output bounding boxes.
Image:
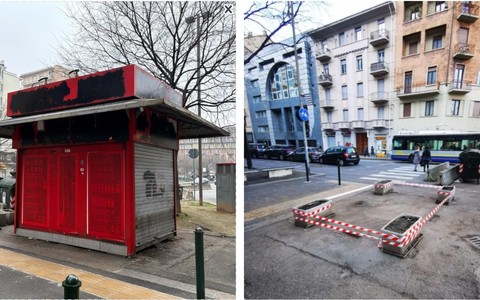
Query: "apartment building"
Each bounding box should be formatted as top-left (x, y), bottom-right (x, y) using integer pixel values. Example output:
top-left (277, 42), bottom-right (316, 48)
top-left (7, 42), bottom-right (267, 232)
top-left (20, 65), bottom-right (70, 89)
top-left (394, 1), bottom-right (480, 133)
top-left (309, 2), bottom-right (396, 155)
top-left (0, 60), bottom-right (21, 117)
top-left (244, 37), bottom-right (322, 148)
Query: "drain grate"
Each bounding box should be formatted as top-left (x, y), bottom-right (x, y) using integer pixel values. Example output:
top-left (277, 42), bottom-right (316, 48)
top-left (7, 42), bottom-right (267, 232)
top-left (466, 235), bottom-right (480, 250)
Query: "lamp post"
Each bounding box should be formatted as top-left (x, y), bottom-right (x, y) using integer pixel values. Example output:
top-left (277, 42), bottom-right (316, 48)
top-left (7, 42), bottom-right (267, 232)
top-left (186, 12), bottom-right (209, 205)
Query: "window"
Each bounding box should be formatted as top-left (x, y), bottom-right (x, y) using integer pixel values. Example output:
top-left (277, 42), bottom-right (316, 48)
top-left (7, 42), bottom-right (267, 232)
top-left (358, 108), bottom-right (364, 120)
top-left (425, 101), bottom-right (434, 116)
top-left (435, 1), bottom-right (446, 12)
top-left (342, 85), bottom-right (348, 99)
top-left (432, 35), bottom-right (442, 49)
top-left (451, 100), bottom-right (461, 116)
top-left (378, 18), bottom-right (385, 31)
top-left (473, 101), bottom-right (480, 117)
top-left (325, 88), bottom-right (331, 101)
top-left (355, 27), bottom-right (362, 41)
top-left (258, 125), bottom-right (269, 132)
top-left (323, 63), bottom-right (330, 75)
top-left (255, 111), bottom-right (267, 118)
top-left (253, 95), bottom-right (262, 103)
top-left (250, 79), bottom-right (259, 88)
top-left (326, 111), bottom-right (333, 122)
top-left (285, 109), bottom-right (294, 131)
top-left (356, 55), bottom-right (363, 71)
top-left (427, 67), bottom-right (437, 85)
top-left (341, 59), bottom-right (347, 74)
top-left (403, 103), bottom-right (412, 117)
top-left (378, 49), bottom-right (385, 62)
top-left (378, 106), bottom-right (385, 119)
top-left (477, 69), bottom-right (480, 85)
top-left (339, 32), bottom-right (345, 46)
top-left (409, 41), bottom-right (418, 55)
top-left (357, 82), bottom-right (363, 97)
top-left (343, 109), bottom-right (349, 121)
top-left (405, 71), bottom-right (413, 93)
top-left (270, 64), bottom-right (298, 100)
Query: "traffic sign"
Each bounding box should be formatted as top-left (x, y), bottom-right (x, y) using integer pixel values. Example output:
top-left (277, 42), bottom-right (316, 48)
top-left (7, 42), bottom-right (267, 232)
top-left (188, 148), bottom-right (199, 159)
top-left (298, 107), bottom-right (309, 122)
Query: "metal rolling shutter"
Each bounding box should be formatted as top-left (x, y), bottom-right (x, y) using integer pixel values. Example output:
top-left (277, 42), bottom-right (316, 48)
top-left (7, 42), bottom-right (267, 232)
top-left (134, 143), bottom-right (175, 248)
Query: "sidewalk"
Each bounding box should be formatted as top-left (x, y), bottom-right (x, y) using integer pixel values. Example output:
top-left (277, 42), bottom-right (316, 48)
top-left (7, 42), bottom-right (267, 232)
top-left (0, 183), bottom-right (235, 299)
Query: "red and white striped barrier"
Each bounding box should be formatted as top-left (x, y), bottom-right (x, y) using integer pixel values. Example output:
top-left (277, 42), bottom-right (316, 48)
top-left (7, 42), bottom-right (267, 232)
top-left (292, 203), bottom-right (332, 217)
top-left (459, 164), bottom-right (463, 173)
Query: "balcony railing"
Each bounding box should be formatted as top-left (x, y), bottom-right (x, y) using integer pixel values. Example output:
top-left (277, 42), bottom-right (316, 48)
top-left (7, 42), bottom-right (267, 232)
top-left (320, 99), bottom-right (335, 110)
top-left (370, 92), bottom-right (390, 105)
top-left (370, 29), bottom-right (390, 47)
top-left (448, 80), bottom-right (472, 94)
top-left (321, 122), bottom-right (335, 131)
top-left (335, 121), bottom-right (351, 130)
top-left (453, 43), bottom-right (475, 60)
top-left (370, 61), bottom-right (389, 77)
top-left (318, 74), bottom-right (333, 87)
top-left (397, 85), bottom-right (440, 99)
top-left (457, 2), bottom-right (480, 22)
top-left (351, 120), bottom-right (365, 128)
top-left (371, 119), bottom-right (387, 128)
top-left (315, 47), bottom-right (331, 62)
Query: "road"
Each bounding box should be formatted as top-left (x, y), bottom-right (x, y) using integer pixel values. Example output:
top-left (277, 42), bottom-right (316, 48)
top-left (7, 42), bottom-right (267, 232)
top-left (244, 157), bottom-right (480, 299)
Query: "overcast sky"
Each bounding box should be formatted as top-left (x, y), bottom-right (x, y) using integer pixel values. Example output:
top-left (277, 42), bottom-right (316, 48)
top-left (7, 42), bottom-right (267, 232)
top-left (0, 1), bottom-right (71, 76)
top-left (0, 1), bottom-right (385, 76)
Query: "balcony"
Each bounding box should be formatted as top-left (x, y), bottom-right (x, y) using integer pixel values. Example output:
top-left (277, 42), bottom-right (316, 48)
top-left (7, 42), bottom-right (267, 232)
top-left (370, 92), bottom-right (390, 105)
top-left (370, 29), bottom-right (390, 47)
top-left (315, 47), bottom-right (331, 62)
top-left (397, 85), bottom-right (440, 100)
top-left (370, 61), bottom-right (389, 77)
top-left (457, 2), bottom-right (480, 23)
top-left (448, 80), bottom-right (472, 94)
top-left (371, 119), bottom-right (387, 128)
top-left (321, 122), bottom-right (335, 131)
top-left (318, 74), bottom-right (333, 87)
top-left (351, 120), bottom-right (365, 129)
top-left (336, 121), bottom-right (351, 130)
top-left (453, 43), bottom-right (475, 60)
top-left (320, 99), bottom-right (335, 110)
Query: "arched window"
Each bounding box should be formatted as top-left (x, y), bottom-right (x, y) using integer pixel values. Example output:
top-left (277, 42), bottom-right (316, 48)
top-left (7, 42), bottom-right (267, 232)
top-left (270, 64), bottom-right (298, 100)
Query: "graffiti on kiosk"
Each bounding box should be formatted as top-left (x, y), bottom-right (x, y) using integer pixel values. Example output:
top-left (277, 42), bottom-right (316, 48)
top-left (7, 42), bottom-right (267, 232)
top-left (143, 170), bottom-right (166, 197)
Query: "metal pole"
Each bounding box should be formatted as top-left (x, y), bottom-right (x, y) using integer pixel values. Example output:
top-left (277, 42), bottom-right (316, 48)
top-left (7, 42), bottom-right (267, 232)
top-left (62, 274), bottom-right (81, 299)
top-left (195, 227), bottom-right (205, 299)
top-left (193, 157), bottom-right (196, 201)
top-left (196, 16), bottom-right (204, 206)
top-left (290, 1), bottom-right (310, 182)
top-left (337, 159), bottom-right (341, 186)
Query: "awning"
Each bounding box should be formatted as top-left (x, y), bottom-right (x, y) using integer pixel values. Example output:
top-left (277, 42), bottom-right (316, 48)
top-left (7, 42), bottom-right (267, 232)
top-left (0, 98), bottom-right (229, 139)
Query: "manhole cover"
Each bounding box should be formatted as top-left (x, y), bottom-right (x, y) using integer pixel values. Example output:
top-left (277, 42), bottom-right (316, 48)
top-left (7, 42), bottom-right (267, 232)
top-left (466, 235), bottom-right (480, 250)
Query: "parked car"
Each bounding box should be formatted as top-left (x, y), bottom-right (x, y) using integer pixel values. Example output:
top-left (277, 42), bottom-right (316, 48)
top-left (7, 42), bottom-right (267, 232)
top-left (318, 146), bottom-right (360, 166)
top-left (194, 177), bottom-right (210, 185)
top-left (263, 144), bottom-right (296, 160)
top-left (248, 143), bottom-right (267, 158)
top-left (288, 147), bottom-right (323, 163)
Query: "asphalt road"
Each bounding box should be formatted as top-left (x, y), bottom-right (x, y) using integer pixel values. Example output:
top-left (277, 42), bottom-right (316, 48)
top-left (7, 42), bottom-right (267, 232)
top-left (244, 158), bottom-right (480, 299)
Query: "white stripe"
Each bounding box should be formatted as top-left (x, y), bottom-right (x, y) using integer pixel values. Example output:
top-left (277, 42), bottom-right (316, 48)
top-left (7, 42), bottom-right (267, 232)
top-left (379, 171), bottom-right (421, 177)
top-left (360, 177), bottom-right (388, 181)
top-left (369, 174), bottom-right (414, 180)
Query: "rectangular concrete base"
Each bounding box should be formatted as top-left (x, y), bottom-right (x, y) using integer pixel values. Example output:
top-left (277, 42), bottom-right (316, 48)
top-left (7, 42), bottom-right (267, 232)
top-left (293, 199), bottom-right (333, 228)
top-left (382, 233), bottom-right (423, 258)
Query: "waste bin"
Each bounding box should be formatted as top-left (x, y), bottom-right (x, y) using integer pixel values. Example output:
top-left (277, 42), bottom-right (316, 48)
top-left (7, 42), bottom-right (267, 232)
top-left (0, 177), bottom-right (15, 209)
top-left (459, 149), bottom-right (480, 184)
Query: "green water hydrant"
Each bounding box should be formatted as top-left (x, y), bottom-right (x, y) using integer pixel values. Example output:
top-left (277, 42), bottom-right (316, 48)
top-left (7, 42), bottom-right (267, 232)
top-left (62, 274), bottom-right (82, 299)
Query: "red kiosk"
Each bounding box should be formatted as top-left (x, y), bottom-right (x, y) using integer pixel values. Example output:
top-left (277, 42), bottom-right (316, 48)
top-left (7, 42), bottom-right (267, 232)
top-left (0, 65), bottom-right (228, 256)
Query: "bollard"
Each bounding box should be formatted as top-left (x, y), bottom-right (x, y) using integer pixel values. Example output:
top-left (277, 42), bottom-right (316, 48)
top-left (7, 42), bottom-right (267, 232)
top-left (337, 159), bottom-right (341, 186)
top-left (62, 274), bottom-right (81, 299)
top-left (195, 227), bottom-right (205, 299)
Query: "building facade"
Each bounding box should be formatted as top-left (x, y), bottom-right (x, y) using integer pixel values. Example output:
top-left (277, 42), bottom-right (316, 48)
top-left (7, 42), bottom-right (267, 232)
top-left (20, 65), bottom-right (70, 89)
top-left (309, 2), bottom-right (396, 155)
top-left (394, 1), bottom-right (480, 134)
top-left (244, 37), bottom-right (322, 148)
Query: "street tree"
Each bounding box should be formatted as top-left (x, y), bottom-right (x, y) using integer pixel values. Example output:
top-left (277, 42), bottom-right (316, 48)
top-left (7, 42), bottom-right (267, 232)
top-left (58, 1), bottom-right (236, 118)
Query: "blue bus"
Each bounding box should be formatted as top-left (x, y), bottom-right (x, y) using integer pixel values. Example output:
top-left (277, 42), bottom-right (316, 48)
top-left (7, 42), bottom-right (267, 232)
top-left (391, 132), bottom-right (480, 163)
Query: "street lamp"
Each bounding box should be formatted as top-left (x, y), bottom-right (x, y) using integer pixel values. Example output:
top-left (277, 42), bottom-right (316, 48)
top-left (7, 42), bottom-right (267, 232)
top-left (186, 11), bottom-right (209, 205)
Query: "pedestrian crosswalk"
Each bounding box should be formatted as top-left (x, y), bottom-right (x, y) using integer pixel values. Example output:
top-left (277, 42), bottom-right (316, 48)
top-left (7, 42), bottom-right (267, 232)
top-left (360, 165), bottom-right (424, 182)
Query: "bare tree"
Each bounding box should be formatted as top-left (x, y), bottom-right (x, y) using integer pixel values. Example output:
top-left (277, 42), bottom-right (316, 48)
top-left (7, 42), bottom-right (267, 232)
top-left (58, 1), bottom-right (236, 117)
top-left (244, 1), bottom-right (328, 65)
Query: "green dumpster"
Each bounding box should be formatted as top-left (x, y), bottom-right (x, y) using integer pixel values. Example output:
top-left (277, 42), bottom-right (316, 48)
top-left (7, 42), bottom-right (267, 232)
top-left (0, 177), bottom-right (15, 210)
